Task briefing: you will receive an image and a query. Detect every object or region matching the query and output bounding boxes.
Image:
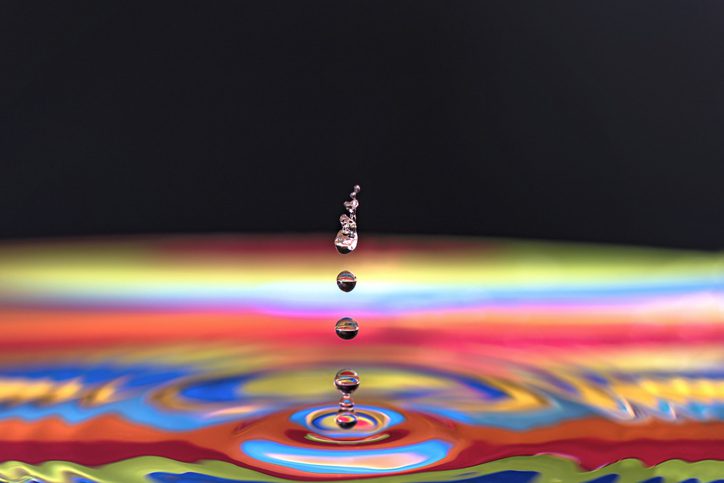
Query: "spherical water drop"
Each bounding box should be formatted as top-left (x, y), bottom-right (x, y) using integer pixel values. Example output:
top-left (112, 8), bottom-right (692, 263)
top-left (334, 368), bottom-right (360, 394)
top-left (335, 411), bottom-right (358, 429)
top-left (336, 270), bottom-right (357, 292)
top-left (335, 317), bottom-right (359, 340)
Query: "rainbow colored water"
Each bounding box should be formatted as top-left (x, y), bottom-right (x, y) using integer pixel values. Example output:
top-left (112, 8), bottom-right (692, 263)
top-left (0, 235), bottom-right (722, 482)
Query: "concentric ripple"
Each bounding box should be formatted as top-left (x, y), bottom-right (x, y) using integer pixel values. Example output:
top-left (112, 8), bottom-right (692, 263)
top-left (228, 399), bottom-right (466, 477)
top-left (291, 404), bottom-right (401, 439)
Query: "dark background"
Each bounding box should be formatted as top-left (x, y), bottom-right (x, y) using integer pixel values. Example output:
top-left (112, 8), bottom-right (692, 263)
top-left (1, 1), bottom-right (723, 249)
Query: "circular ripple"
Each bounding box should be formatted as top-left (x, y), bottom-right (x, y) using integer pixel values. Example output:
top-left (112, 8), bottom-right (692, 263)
top-left (234, 403), bottom-right (458, 477)
top-left (290, 404), bottom-right (402, 439)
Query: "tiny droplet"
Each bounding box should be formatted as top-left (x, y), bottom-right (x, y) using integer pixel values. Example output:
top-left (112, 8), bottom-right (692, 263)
top-left (339, 394), bottom-right (354, 411)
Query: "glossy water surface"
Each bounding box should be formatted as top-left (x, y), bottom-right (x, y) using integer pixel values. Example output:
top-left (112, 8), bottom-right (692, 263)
top-left (0, 235), bottom-right (721, 482)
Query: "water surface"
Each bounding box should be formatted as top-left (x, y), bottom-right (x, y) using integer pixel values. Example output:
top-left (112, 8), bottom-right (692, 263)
top-left (0, 236), bottom-right (721, 482)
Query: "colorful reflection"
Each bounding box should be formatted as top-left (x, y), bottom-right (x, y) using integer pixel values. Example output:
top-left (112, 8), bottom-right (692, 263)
top-left (0, 235), bottom-right (721, 482)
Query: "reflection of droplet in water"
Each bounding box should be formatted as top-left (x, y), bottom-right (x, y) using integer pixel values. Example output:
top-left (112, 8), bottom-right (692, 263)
top-left (334, 368), bottom-right (360, 394)
top-left (335, 411), bottom-right (358, 429)
top-left (335, 230), bottom-right (358, 254)
top-left (336, 270), bottom-right (357, 292)
top-left (335, 317), bottom-right (359, 340)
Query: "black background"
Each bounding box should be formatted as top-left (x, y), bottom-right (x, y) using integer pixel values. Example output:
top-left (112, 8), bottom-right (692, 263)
top-left (1, 1), bottom-right (723, 249)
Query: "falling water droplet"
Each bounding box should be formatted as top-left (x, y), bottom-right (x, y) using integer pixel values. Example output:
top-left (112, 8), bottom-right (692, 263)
top-left (334, 368), bottom-right (360, 394)
top-left (335, 317), bottom-right (359, 340)
top-left (336, 270), bottom-right (357, 292)
top-left (335, 411), bottom-right (358, 429)
top-left (334, 230), bottom-right (358, 254)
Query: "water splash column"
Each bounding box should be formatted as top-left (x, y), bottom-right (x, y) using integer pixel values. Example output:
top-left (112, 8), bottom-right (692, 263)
top-left (333, 185), bottom-right (361, 429)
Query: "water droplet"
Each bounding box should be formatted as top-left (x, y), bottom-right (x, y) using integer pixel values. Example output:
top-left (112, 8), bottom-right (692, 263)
top-left (336, 270), bottom-right (357, 292)
top-left (344, 199), bottom-right (359, 211)
top-left (335, 411), bottom-right (358, 429)
top-left (334, 230), bottom-right (358, 254)
top-left (339, 394), bottom-right (354, 411)
top-left (335, 317), bottom-right (359, 340)
top-left (334, 368), bottom-right (360, 394)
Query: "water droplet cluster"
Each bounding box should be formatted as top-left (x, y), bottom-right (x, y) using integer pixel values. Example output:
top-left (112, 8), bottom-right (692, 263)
top-left (334, 186), bottom-right (360, 255)
top-left (333, 185), bottom-right (361, 429)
